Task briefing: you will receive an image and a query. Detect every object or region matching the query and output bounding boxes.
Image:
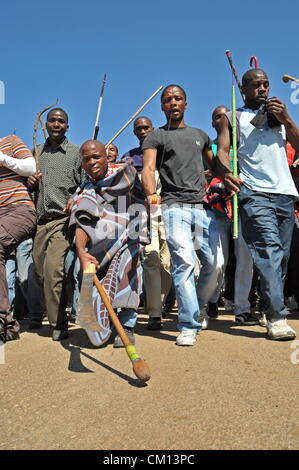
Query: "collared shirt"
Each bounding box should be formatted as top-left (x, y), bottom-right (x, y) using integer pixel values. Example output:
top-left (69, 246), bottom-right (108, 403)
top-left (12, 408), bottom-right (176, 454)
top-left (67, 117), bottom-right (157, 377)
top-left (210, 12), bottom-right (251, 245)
top-left (35, 137), bottom-right (82, 221)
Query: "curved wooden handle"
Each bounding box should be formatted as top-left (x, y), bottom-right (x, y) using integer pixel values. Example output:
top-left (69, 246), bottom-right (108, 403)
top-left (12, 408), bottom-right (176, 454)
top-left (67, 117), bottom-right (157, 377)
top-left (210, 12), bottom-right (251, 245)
top-left (83, 263), bottom-right (97, 274)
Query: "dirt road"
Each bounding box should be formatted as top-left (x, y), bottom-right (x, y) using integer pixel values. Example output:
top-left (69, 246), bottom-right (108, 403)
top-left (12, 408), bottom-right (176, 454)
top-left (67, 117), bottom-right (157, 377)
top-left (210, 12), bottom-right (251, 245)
top-left (1, 308), bottom-right (299, 450)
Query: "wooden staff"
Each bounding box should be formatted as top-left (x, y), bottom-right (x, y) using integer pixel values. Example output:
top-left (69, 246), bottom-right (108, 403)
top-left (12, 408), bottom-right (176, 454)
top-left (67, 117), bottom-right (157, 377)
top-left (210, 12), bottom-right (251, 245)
top-left (282, 74), bottom-right (299, 84)
top-left (39, 116), bottom-right (48, 140)
top-left (33, 100), bottom-right (58, 172)
top-left (87, 264), bottom-right (150, 382)
top-left (106, 86), bottom-right (163, 146)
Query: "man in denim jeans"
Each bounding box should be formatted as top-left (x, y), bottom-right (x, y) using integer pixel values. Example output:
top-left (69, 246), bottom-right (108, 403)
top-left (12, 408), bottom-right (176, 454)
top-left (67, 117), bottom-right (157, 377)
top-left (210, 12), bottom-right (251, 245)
top-left (216, 68), bottom-right (299, 340)
top-left (141, 85), bottom-right (226, 346)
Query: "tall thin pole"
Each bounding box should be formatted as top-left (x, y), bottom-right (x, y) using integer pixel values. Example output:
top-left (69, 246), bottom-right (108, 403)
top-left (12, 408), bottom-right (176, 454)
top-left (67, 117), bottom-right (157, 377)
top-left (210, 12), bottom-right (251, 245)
top-left (231, 82), bottom-right (238, 239)
top-left (106, 86), bottom-right (163, 146)
top-left (93, 73), bottom-right (107, 140)
top-left (226, 50), bottom-right (245, 103)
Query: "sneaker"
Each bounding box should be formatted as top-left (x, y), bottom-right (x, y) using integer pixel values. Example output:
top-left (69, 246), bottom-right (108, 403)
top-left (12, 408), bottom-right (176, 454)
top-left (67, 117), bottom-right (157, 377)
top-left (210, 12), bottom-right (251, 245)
top-left (284, 296), bottom-right (299, 312)
top-left (176, 329), bottom-right (196, 346)
top-left (206, 302), bottom-right (219, 319)
top-left (223, 298), bottom-right (234, 312)
top-left (259, 312), bottom-right (268, 328)
top-left (147, 317), bottom-right (162, 330)
top-left (235, 312), bottom-right (260, 326)
top-left (113, 328), bottom-right (135, 348)
top-left (267, 318), bottom-right (296, 341)
top-left (199, 307), bottom-right (209, 330)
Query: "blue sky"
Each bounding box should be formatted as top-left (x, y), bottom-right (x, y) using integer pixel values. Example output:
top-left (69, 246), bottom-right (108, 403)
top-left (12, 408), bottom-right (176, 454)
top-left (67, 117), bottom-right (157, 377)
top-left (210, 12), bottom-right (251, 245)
top-left (1, 0), bottom-right (299, 156)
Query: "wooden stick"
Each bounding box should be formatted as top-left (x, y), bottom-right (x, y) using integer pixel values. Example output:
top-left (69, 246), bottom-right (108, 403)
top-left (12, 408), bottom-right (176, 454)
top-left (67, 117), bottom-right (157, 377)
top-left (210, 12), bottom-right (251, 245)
top-left (33, 100), bottom-right (58, 172)
top-left (106, 86), bottom-right (163, 146)
top-left (282, 74), bottom-right (299, 84)
top-left (39, 116), bottom-right (48, 140)
top-left (92, 271), bottom-right (151, 382)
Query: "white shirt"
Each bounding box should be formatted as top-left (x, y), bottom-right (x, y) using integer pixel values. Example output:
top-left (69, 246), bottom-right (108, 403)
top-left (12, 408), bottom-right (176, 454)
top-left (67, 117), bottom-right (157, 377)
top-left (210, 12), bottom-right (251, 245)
top-left (237, 108), bottom-right (298, 197)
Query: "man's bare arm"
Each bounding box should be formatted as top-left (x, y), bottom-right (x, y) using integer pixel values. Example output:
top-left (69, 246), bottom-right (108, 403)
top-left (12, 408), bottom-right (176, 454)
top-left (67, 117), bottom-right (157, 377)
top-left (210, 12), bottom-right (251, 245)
top-left (141, 148), bottom-right (161, 204)
top-left (215, 117), bottom-right (242, 193)
top-left (75, 226), bottom-right (99, 271)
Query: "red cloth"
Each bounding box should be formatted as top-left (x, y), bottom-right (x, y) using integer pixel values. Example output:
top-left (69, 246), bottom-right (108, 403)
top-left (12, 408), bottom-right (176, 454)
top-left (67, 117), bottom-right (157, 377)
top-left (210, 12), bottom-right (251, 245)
top-left (204, 177), bottom-right (232, 218)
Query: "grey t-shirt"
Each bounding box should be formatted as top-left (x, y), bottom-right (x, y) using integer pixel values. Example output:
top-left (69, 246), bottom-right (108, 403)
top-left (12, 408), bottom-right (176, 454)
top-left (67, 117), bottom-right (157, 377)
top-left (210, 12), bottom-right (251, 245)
top-left (142, 125), bottom-right (212, 205)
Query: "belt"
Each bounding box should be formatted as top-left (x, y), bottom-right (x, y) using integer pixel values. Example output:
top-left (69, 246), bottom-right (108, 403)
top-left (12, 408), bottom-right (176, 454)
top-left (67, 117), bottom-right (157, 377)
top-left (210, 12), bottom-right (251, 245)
top-left (38, 213), bottom-right (67, 224)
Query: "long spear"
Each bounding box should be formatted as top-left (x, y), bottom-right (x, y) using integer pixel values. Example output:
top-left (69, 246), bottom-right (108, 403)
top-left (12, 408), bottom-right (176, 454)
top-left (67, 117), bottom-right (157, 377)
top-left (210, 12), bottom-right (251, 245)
top-left (106, 86), bottom-right (163, 146)
top-left (226, 50), bottom-right (245, 103)
top-left (231, 80), bottom-right (238, 239)
top-left (93, 73), bottom-right (107, 140)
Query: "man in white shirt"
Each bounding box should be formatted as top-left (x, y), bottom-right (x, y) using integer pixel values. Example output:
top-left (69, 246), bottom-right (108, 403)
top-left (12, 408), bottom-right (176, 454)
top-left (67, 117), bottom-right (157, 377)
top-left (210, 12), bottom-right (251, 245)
top-left (216, 68), bottom-right (299, 340)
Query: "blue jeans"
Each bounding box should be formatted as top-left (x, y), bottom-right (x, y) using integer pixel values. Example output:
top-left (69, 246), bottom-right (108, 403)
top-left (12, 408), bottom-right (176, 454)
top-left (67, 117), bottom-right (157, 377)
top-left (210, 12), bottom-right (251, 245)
top-left (163, 204), bottom-right (223, 332)
top-left (239, 185), bottom-right (295, 319)
top-left (16, 239), bottom-right (44, 318)
top-left (6, 255), bottom-right (16, 307)
top-left (64, 247), bottom-right (82, 318)
top-left (118, 308), bottom-right (138, 329)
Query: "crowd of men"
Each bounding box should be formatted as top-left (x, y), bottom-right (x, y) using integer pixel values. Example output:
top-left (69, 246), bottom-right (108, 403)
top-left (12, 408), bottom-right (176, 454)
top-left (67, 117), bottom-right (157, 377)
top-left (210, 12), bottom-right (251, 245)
top-left (1, 67), bottom-right (299, 348)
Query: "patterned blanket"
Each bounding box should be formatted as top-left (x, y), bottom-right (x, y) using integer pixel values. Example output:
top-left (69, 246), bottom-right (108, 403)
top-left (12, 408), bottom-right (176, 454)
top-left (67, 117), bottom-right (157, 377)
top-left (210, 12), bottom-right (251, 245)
top-left (70, 162), bottom-right (149, 345)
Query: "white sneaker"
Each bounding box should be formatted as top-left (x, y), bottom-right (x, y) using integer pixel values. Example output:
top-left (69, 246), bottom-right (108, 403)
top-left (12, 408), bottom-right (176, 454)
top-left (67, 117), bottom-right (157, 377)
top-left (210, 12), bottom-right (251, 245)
top-left (223, 298), bottom-right (234, 312)
top-left (199, 306), bottom-right (208, 330)
top-left (259, 312), bottom-right (267, 328)
top-left (267, 318), bottom-right (296, 341)
top-left (176, 330), bottom-right (197, 346)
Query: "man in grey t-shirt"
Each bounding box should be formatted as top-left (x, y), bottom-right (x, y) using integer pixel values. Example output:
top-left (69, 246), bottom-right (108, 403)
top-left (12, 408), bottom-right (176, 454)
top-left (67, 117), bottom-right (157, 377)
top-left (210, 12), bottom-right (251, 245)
top-left (142, 84), bottom-right (224, 346)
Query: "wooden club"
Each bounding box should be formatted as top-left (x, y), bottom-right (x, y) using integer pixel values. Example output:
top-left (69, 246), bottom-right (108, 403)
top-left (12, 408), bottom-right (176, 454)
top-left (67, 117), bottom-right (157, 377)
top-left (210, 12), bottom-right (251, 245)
top-left (282, 74), bottom-right (299, 84)
top-left (87, 263), bottom-right (151, 382)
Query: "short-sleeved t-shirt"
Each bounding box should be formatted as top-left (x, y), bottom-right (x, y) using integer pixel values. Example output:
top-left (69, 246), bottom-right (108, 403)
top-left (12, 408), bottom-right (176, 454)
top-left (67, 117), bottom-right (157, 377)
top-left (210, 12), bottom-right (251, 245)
top-left (226, 108), bottom-right (298, 197)
top-left (142, 125), bottom-right (212, 206)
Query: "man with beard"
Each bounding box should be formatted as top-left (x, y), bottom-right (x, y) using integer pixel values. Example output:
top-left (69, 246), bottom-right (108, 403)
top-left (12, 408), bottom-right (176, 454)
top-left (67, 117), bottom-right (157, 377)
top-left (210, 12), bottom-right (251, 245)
top-left (27, 108), bottom-right (83, 340)
top-left (141, 85), bottom-right (225, 346)
top-left (216, 69), bottom-right (299, 340)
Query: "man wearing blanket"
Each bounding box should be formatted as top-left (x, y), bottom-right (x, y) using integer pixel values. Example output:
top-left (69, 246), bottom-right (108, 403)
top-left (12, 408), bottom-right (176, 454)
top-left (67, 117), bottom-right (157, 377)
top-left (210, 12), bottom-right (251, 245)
top-left (70, 140), bottom-right (149, 347)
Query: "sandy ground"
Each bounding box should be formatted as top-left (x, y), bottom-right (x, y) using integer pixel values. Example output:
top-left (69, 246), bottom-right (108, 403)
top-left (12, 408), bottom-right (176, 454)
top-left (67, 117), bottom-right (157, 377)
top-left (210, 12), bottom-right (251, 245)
top-left (1, 307), bottom-right (299, 450)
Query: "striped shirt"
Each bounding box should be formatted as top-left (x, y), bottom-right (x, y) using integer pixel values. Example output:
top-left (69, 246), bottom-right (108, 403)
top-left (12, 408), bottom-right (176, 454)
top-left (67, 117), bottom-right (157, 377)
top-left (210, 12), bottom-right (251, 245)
top-left (0, 135), bottom-right (35, 207)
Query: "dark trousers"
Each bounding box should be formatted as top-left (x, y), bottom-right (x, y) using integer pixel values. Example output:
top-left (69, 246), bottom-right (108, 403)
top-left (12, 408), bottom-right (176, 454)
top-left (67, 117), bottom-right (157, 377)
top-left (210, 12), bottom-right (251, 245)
top-left (0, 205), bottom-right (37, 341)
top-left (239, 185), bottom-right (294, 320)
